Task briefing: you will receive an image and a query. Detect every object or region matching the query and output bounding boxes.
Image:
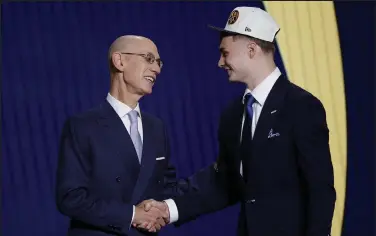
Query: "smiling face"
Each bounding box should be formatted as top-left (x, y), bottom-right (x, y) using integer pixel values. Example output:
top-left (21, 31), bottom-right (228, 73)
top-left (217, 34), bottom-right (253, 83)
top-left (110, 36), bottom-right (162, 96)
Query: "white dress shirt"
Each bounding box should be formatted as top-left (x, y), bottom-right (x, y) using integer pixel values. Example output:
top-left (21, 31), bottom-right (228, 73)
top-left (106, 93), bottom-right (143, 227)
top-left (239, 67), bottom-right (281, 175)
top-left (106, 93), bottom-right (143, 141)
top-left (166, 67), bottom-right (282, 224)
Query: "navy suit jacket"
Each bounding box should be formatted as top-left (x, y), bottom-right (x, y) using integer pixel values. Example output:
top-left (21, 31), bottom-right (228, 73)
top-left (56, 101), bottom-right (183, 236)
top-left (173, 76), bottom-right (336, 236)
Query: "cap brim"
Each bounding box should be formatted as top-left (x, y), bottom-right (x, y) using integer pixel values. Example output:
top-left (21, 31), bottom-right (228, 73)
top-left (208, 24), bottom-right (248, 38)
top-left (208, 24), bottom-right (237, 34)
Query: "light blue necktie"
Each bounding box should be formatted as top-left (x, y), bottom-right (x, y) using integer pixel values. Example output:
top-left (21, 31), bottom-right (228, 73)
top-left (128, 110), bottom-right (142, 162)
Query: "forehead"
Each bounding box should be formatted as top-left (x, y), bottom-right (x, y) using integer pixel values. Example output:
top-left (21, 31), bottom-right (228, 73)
top-left (220, 36), bottom-right (232, 46)
top-left (219, 35), bottom-right (247, 52)
top-left (219, 35), bottom-right (237, 49)
top-left (136, 40), bottom-right (160, 57)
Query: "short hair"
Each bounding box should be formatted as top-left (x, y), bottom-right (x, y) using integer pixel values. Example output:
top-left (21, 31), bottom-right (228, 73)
top-left (220, 31), bottom-right (276, 54)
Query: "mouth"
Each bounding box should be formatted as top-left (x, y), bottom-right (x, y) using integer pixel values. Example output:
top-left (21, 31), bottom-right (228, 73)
top-left (144, 76), bottom-right (156, 84)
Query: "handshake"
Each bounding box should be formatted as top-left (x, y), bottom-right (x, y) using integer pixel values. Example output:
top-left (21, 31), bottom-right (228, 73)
top-left (131, 199), bottom-right (170, 233)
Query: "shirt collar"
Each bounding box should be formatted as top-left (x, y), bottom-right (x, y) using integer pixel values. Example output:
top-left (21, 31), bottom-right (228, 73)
top-left (242, 67), bottom-right (281, 106)
top-left (106, 93), bottom-right (141, 118)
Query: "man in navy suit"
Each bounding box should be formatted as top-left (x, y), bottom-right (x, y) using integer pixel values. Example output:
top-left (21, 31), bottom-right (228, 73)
top-left (141, 7), bottom-right (336, 236)
top-left (56, 35), bottom-right (186, 235)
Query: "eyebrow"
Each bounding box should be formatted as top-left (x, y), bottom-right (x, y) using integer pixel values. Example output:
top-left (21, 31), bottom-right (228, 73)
top-left (219, 47), bottom-right (228, 53)
top-left (147, 52), bottom-right (161, 60)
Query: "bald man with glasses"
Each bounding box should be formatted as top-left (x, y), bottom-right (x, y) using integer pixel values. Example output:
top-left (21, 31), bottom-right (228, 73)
top-left (56, 35), bottom-right (187, 236)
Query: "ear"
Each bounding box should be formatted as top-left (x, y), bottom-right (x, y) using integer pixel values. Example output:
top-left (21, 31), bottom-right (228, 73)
top-left (111, 52), bottom-right (125, 72)
top-left (247, 41), bottom-right (258, 58)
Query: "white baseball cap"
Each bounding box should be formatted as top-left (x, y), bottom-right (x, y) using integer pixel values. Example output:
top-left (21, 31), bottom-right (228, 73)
top-left (209, 6), bottom-right (280, 43)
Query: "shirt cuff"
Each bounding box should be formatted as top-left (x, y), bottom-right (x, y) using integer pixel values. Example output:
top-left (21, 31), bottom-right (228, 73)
top-left (129, 205), bottom-right (135, 229)
top-left (163, 199), bottom-right (179, 223)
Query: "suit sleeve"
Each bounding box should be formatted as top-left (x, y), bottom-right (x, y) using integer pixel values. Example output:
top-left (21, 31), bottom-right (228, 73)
top-left (293, 96), bottom-right (336, 236)
top-left (161, 116), bottom-right (237, 225)
top-left (55, 118), bottom-right (133, 235)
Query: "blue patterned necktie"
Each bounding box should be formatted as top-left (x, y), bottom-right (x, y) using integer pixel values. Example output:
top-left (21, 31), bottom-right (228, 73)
top-left (241, 93), bottom-right (256, 182)
top-left (128, 110), bottom-right (142, 162)
top-left (242, 93), bottom-right (256, 142)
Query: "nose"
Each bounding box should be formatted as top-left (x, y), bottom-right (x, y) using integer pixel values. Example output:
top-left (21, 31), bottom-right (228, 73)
top-left (150, 63), bottom-right (161, 75)
top-left (218, 55), bottom-right (225, 68)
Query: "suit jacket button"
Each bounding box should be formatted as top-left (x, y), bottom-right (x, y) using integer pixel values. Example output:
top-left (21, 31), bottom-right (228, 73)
top-left (246, 199), bottom-right (256, 204)
top-left (116, 177), bottom-right (121, 182)
top-left (213, 162), bottom-right (219, 172)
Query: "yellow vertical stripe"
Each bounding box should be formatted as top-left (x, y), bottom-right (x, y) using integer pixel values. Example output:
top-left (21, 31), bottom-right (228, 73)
top-left (263, 2), bottom-right (347, 236)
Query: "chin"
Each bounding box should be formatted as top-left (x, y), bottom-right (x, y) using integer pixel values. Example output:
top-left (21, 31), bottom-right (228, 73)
top-left (141, 87), bottom-right (153, 95)
top-left (228, 75), bottom-right (239, 82)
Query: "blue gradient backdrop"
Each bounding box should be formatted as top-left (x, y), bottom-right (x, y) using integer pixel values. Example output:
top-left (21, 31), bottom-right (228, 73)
top-left (2, 2), bottom-right (374, 236)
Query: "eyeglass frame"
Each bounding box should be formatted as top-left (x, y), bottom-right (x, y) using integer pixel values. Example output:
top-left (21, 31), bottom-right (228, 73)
top-left (119, 52), bottom-right (163, 69)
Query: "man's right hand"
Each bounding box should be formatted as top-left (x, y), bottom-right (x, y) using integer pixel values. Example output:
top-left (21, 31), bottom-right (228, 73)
top-left (131, 204), bottom-right (167, 232)
top-left (143, 200), bottom-right (170, 222)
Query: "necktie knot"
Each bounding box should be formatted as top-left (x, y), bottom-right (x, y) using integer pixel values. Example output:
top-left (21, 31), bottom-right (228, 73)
top-left (244, 93), bottom-right (256, 107)
top-left (128, 110), bottom-right (138, 123)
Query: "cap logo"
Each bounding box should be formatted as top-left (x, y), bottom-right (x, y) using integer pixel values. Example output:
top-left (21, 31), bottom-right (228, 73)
top-left (227, 10), bottom-right (239, 25)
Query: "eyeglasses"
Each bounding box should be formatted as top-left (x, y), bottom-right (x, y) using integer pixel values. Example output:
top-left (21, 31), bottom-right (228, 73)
top-left (120, 52), bottom-right (163, 69)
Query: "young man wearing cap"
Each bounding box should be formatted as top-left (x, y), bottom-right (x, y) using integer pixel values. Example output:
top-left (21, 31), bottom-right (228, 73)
top-left (138, 7), bottom-right (336, 236)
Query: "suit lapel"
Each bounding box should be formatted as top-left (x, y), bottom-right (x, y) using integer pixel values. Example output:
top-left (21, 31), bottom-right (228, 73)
top-left (252, 76), bottom-right (289, 147)
top-left (231, 100), bottom-right (246, 173)
top-left (131, 113), bottom-right (157, 203)
top-left (220, 99), bottom-right (245, 183)
top-left (96, 101), bottom-right (140, 182)
top-left (97, 102), bottom-right (158, 203)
